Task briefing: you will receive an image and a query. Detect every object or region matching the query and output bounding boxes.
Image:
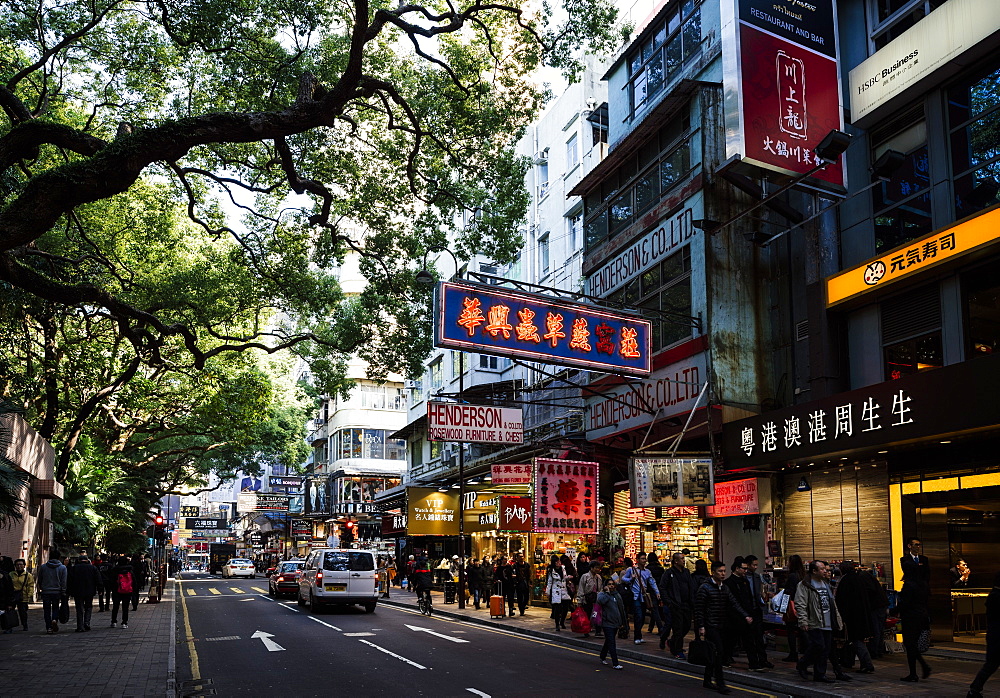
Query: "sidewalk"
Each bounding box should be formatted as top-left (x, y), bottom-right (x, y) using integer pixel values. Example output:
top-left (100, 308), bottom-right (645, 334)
top-left (381, 587), bottom-right (989, 697)
top-left (0, 581), bottom-right (176, 697)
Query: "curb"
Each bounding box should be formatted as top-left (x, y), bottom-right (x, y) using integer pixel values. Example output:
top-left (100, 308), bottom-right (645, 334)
top-left (167, 578), bottom-right (176, 698)
top-left (379, 599), bottom-right (849, 697)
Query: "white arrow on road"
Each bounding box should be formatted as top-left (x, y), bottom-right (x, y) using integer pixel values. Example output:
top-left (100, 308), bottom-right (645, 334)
top-left (251, 630), bottom-right (285, 652)
top-left (404, 624), bottom-right (470, 643)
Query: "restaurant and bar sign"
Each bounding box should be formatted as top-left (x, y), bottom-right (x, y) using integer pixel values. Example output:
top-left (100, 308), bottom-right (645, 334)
top-left (435, 280), bottom-right (652, 376)
top-left (427, 401), bottom-right (524, 444)
top-left (721, 351), bottom-right (1000, 468)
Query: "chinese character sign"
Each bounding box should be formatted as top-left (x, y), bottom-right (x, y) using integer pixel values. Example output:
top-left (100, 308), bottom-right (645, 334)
top-left (407, 488), bottom-right (460, 536)
top-left (436, 281), bottom-right (652, 377)
top-left (532, 458), bottom-right (599, 535)
top-left (499, 496), bottom-right (533, 532)
top-left (491, 463), bottom-right (533, 485)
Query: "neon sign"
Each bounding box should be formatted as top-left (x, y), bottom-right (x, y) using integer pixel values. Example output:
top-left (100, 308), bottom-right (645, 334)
top-left (435, 281), bottom-right (652, 376)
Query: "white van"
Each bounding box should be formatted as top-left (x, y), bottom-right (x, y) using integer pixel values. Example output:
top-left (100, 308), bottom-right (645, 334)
top-left (298, 548), bottom-right (379, 613)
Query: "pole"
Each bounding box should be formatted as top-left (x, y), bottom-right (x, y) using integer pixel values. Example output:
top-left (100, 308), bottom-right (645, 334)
top-left (457, 351), bottom-right (466, 610)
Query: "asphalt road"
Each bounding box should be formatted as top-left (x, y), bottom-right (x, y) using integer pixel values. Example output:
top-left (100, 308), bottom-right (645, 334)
top-left (176, 572), bottom-right (778, 697)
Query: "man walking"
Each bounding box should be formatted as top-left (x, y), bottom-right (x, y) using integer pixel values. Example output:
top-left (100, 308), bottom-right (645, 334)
top-left (744, 555), bottom-right (773, 670)
top-left (504, 553), bottom-right (531, 616)
top-left (95, 555), bottom-right (114, 611)
top-left (725, 557), bottom-right (765, 670)
top-left (37, 550), bottom-right (67, 633)
top-left (660, 552), bottom-right (695, 658)
top-left (620, 552), bottom-right (662, 644)
top-left (10, 559), bottom-right (34, 631)
top-left (696, 560), bottom-right (752, 695)
top-left (794, 560), bottom-right (843, 683)
top-left (67, 552), bottom-right (103, 632)
top-left (835, 561), bottom-right (876, 673)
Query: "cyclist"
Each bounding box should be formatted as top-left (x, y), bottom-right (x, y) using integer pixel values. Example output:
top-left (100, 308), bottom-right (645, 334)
top-left (411, 558), bottom-right (434, 614)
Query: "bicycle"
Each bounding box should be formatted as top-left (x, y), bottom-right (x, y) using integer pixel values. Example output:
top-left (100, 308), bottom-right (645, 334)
top-left (417, 589), bottom-right (433, 617)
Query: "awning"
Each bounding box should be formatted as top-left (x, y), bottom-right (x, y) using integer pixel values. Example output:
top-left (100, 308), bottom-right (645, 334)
top-left (390, 415), bottom-right (426, 441)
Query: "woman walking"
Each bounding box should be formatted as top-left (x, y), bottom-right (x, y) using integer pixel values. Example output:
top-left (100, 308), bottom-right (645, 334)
top-left (782, 554), bottom-right (807, 663)
top-left (545, 555), bottom-right (572, 631)
top-left (597, 579), bottom-right (626, 670)
top-left (577, 561), bottom-right (604, 638)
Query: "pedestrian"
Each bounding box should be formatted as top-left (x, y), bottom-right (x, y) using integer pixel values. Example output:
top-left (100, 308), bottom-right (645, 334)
top-left (110, 556), bottom-right (134, 629)
top-left (898, 555), bottom-right (932, 683)
top-left (835, 561), bottom-right (876, 673)
top-left (10, 558), bottom-right (34, 631)
top-left (596, 578), bottom-right (626, 670)
top-left (37, 549), bottom-right (67, 633)
top-left (659, 552), bottom-right (696, 658)
top-left (782, 554), bottom-right (807, 662)
top-left (724, 557), bottom-right (765, 670)
top-left (545, 554), bottom-right (572, 631)
top-left (968, 570), bottom-right (1000, 698)
top-left (696, 560), bottom-right (752, 695)
top-left (577, 560), bottom-right (603, 638)
top-left (504, 552), bottom-right (531, 617)
top-left (467, 558), bottom-right (485, 610)
top-left (619, 552), bottom-right (662, 644)
top-left (646, 552), bottom-right (664, 584)
top-left (900, 537), bottom-right (930, 582)
top-left (692, 558), bottom-right (711, 588)
top-left (862, 564), bottom-right (889, 659)
top-left (576, 553), bottom-right (591, 577)
top-left (0, 560), bottom-right (15, 634)
top-left (794, 560), bottom-right (843, 683)
top-left (67, 552), bottom-right (102, 632)
top-left (682, 548), bottom-right (696, 573)
top-left (744, 555), bottom-right (773, 669)
top-left (96, 555), bottom-right (114, 611)
top-left (130, 553), bottom-right (147, 610)
top-left (387, 556), bottom-right (397, 587)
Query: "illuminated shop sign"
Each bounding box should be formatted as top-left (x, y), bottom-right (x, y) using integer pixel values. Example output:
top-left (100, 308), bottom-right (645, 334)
top-left (435, 281), bottom-right (652, 377)
top-left (629, 457), bottom-right (715, 508)
top-left (268, 476), bottom-right (302, 489)
top-left (407, 487), bottom-right (459, 536)
top-left (491, 463), bottom-right (532, 485)
top-left (827, 206), bottom-right (1000, 307)
top-left (185, 518), bottom-right (229, 530)
top-left (532, 458), bottom-right (599, 535)
top-left (707, 478), bottom-right (760, 518)
top-left (723, 0), bottom-right (844, 186)
top-left (499, 497), bottom-right (533, 532)
top-left (427, 402), bottom-right (524, 444)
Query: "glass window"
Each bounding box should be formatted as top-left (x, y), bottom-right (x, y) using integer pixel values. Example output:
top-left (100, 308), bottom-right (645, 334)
top-left (430, 440), bottom-right (442, 459)
top-left (362, 429), bottom-right (386, 459)
top-left (626, 3), bottom-right (702, 117)
top-left (964, 262), bottom-right (1000, 358)
top-left (633, 246), bottom-right (693, 352)
top-left (322, 551), bottom-right (374, 571)
top-left (386, 439), bottom-right (407, 461)
top-left (566, 133), bottom-right (579, 168)
top-left (567, 213), bottom-right (582, 250)
top-left (538, 233), bottom-right (550, 276)
top-left (870, 0), bottom-right (946, 50)
top-left (872, 118), bottom-right (931, 252)
top-left (883, 332), bottom-right (943, 380)
top-left (429, 359), bottom-right (443, 390)
top-left (949, 63), bottom-right (1000, 219)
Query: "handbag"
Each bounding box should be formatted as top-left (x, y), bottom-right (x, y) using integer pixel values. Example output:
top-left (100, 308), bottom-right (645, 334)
top-left (58, 596), bottom-right (70, 624)
top-left (590, 603), bottom-right (602, 626)
top-left (0, 610), bottom-right (18, 630)
top-left (783, 597), bottom-right (797, 624)
top-left (584, 590), bottom-right (598, 604)
top-left (687, 638), bottom-right (717, 666)
top-left (770, 589), bottom-right (790, 614)
top-left (917, 628), bottom-right (931, 653)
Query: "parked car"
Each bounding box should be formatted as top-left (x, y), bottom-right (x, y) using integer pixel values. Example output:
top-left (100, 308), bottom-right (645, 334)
top-left (268, 561), bottom-right (304, 597)
top-left (298, 549), bottom-right (378, 613)
top-left (221, 558), bottom-right (255, 578)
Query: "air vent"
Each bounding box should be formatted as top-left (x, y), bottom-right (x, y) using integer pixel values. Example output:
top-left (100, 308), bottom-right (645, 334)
top-left (870, 103), bottom-right (925, 148)
top-left (881, 284), bottom-right (941, 345)
top-left (795, 320), bottom-right (809, 342)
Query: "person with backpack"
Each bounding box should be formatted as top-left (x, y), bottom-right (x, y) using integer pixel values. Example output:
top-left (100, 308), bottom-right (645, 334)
top-left (129, 554), bottom-right (147, 611)
top-left (110, 556), bottom-right (134, 628)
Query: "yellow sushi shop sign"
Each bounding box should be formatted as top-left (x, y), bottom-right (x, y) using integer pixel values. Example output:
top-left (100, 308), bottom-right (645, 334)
top-left (826, 206), bottom-right (1000, 307)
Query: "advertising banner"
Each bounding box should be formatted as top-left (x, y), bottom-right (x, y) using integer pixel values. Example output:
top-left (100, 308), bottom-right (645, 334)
top-left (268, 476), bottom-right (303, 489)
top-left (629, 457), bottom-right (715, 508)
top-left (435, 280), bottom-right (652, 377)
top-left (706, 478), bottom-right (761, 518)
top-left (499, 496), bottom-right (533, 532)
top-left (427, 402), bottom-right (524, 444)
top-left (237, 492), bottom-right (257, 512)
top-left (184, 518), bottom-right (229, 531)
top-left (381, 512), bottom-right (408, 536)
top-left (179, 506), bottom-right (200, 518)
top-left (254, 494), bottom-right (290, 512)
top-left (532, 458), bottom-right (599, 535)
top-left (724, 0), bottom-right (844, 186)
top-left (407, 487), bottom-right (460, 536)
top-left (490, 463), bottom-right (532, 485)
top-left (292, 520), bottom-right (312, 537)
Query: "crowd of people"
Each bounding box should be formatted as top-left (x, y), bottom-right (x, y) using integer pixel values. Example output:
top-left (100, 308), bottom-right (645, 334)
top-left (0, 548), bottom-right (153, 634)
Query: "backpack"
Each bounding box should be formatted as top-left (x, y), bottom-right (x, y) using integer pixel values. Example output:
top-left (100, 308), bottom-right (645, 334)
top-left (117, 572), bottom-right (133, 594)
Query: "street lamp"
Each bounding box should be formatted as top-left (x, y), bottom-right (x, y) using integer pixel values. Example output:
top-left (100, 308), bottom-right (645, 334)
top-left (416, 245), bottom-right (463, 284)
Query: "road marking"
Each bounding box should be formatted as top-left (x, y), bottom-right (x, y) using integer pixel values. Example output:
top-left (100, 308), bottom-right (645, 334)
top-left (307, 617), bottom-right (342, 631)
top-left (186, 588), bottom-right (196, 596)
top-left (467, 690), bottom-right (490, 698)
top-left (404, 624), bottom-right (470, 643)
top-left (380, 606), bottom-right (773, 696)
top-left (357, 639), bottom-right (426, 669)
top-left (257, 594), bottom-right (275, 602)
top-left (230, 588), bottom-right (245, 594)
top-left (279, 603), bottom-right (300, 613)
top-left (343, 632), bottom-right (375, 636)
top-left (205, 635), bottom-right (241, 641)
top-left (180, 579), bottom-right (201, 681)
top-left (209, 588), bottom-right (221, 595)
top-left (251, 630), bottom-right (285, 652)
top-left (251, 586), bottom-right (266, 593)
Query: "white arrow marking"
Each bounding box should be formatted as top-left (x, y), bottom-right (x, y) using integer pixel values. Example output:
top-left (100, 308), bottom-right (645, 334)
top-left (404, 624), bottom-right (470, 643)
top-left (251, 630), bottom-right (285, 652)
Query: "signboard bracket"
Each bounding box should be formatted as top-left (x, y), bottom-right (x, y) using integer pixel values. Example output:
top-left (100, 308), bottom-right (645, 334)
top-left (637, 380), bottom-right (711, 453)
top-left (510, 357), bottom-right (657, 414)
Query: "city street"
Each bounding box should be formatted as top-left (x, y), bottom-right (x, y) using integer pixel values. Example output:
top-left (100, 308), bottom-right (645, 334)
top-left (176, 573), bottom-right (772, 697)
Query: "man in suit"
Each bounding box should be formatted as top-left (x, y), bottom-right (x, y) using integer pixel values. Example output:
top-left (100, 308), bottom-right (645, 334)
top-left (901, 537), bottom-right (930, 582)
top-left (744, 555), bottom-right (773, 669)
top-left (724, 557), bottom-right (767, 670)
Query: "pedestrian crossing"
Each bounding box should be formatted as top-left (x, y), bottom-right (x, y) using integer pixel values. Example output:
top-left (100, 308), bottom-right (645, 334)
top-left (181, 585), bottom-right (273, 597)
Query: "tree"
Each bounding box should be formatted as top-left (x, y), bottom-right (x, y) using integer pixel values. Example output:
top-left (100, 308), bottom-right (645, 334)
top-left (0, 0), bottom-right (623, 386)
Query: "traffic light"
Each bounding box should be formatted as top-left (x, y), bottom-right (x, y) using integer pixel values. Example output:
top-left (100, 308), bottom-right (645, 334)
top-left (342, 520), bottom-right (356, 545)
top-left (153, 513), bottom-right (167, 545)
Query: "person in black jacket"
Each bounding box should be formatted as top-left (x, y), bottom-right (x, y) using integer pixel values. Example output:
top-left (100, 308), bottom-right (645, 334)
top-left (836, 561), bottom-right (876, 673)
top-left (782, 554), bottom-right (806, 662)
top-left (696, 560), bottom-right (753, 695)
top-left (968, 571), bottom-right (1000, 698)
top-left (109, 557), bottom-right (134, 629)
top-left (898, 566), bottom-right (932, 682)
top-left (467, 559), bottom-right (486, 610)
top-left (129, 554), bottom-right (147, 611)
top-left (725, 558), bottom-right (766, 671)
top-left (659, 552), bottom-right (696, 658)
top-left (66, 553), bottom-right (103, 632)
top-left (95, 555), bottom-right (114, 612)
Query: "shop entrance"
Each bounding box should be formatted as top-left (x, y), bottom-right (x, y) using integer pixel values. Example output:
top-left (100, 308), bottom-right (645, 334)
top-left (903, 485), bottom-right (1000, 645)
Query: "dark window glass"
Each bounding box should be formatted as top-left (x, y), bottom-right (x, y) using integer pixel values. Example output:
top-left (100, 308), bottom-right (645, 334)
top-left (883, 332), bottom-right (942, 380)
top-left (350, 552), bottom-right (375, 571)
top-left (323, 552), bottom-right (351, 571)
top-left (873, 146), bottom-right (929, 210)
top-left (641, 265), bottom-right (661, 295)
top-left (610, 192), bottom-right (633, 233)
top-left (876, 0), bottom-right (918, 22)
top-left (585, 215), bottom-right (608, 248)
top-left (954, 167), bottom-right (1000, 219)
top-left (965, 262), bottom-right (1000, 358)
top-left (948, 65), bottom-right (1000, 125)
top-left (951, 108), bottom-right (1000, 174)
top-left (682, 14), bottom-right (701, 57)
top-left (873, 200), bottom-right (932, 253)
top-left (665, 35), bottom-right (682, 78)
top-left (635, 172), bottom-right (657, 214)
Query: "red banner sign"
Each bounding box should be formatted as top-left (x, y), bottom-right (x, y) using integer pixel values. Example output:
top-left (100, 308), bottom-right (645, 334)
top-left (532, 458), bottom-right (599, 535)
top-left (498, 497), bottom-right (533, 532)
top-left (706, 478), bottom-right (760, 518)
top-left (491, 463), bottom-right (532, 485)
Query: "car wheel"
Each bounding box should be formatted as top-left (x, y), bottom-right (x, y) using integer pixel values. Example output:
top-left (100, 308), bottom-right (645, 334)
top-left (249, 573), bottom-right (254, 579)
top-left (297, 590), bottom-right (306, 607)
top-left (309, 592), bottom-right (320, 613)
top-left (363, 602), bottom-right (376, 614)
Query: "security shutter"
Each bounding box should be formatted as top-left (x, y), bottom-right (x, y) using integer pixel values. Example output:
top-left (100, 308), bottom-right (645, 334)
top-left (880, 284), bottom-right (941, 345)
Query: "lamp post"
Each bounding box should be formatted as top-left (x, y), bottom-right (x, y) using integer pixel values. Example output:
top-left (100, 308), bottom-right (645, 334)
top-left (416, 244), bottom-right (467, 609)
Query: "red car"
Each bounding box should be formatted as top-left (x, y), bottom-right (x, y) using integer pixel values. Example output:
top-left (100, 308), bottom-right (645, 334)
top-left (268, 561), bottom-right (304, 597)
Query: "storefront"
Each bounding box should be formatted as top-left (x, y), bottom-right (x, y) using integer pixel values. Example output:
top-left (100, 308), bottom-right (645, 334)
top-left (612, 490), bottom-right (714, 563)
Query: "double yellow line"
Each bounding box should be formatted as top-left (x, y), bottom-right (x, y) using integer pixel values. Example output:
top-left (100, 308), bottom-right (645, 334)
top-left (178, 581), bottom-right (200, 681)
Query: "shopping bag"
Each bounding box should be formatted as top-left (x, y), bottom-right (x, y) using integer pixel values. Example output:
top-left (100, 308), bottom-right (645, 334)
top-left (687, 638), bottom-right (717, 666)
top-left (590, 603), bottom-right (602, 627)
top-left (0, 610), bottom-right (18, 630)
top-left (58, 596), bottom-right (70, 624)
top-left (570, 606), bottom-right (592, 634)
top-left (770, 589), bottom-right (790, 614)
